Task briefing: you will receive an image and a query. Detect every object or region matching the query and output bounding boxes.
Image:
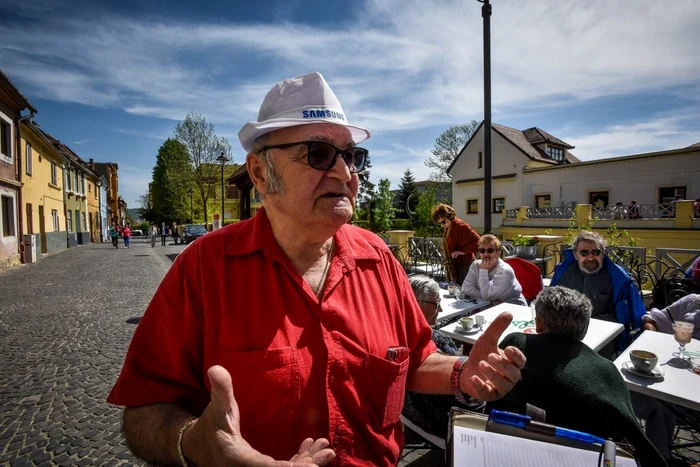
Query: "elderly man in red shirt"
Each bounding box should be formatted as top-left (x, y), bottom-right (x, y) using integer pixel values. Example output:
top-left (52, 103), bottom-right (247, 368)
top-left (107, 72), bottom-right (525, 466)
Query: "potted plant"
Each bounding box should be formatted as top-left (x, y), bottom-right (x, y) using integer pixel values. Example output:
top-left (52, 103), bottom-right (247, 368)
top-left (512, 235), bottom-right (539, 259)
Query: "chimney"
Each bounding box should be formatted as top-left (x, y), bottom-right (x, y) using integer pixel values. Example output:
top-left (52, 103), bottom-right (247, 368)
top-left (89, 158), bottom-right (95, 170)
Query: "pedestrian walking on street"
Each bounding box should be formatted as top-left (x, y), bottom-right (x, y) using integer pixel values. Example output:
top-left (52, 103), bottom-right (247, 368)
top-left (172, 223), bottom-right (179, 245)
top-left (160, 222), bottom-right (167, 247)
top-left (150, 225), bottom-right (157, 248)
top-left (123, 224), bottom-right (132, 248)
top-left (109, 223), bottom-right (119, 249)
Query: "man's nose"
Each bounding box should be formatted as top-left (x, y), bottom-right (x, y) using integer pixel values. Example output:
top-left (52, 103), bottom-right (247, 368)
top-left (326, 153), bottom-right (352, 181)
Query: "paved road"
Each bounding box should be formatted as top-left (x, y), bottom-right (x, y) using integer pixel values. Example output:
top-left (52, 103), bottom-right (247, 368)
top-left (0, 238), bottom-right (186, 466)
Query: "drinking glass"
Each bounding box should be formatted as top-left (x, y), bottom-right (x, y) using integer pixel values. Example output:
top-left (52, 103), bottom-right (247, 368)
top-left (454, 289), bottom-right (463, 301)
top-left (673, 322), bottom-right (694, 360)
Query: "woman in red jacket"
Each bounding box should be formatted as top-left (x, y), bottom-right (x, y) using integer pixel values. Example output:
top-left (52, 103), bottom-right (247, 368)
top-left (431, 204), bottom-right (481, 284)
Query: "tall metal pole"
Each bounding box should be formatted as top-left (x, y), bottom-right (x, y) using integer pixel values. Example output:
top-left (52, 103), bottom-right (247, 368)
top-left (189, 190), bottom-right (193, 223)
top-left (481, 0), bottom-right (492, 234)
top-left (221, 163), bottom-right (225, 226)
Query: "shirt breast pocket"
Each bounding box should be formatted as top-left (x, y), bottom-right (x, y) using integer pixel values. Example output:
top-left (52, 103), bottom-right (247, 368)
top-left (365, 352), bottom-right (410, 430)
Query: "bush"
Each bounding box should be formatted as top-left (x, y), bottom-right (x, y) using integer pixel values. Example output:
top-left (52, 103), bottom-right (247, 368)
top-left (391, 219), bottom-right (414, 231)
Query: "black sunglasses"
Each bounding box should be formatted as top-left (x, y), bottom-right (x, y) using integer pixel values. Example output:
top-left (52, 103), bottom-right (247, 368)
top-left (578, 249), bottom-right (602, 257)
top-left (422, 300), bottom-right (441, 307)
top-left (478, 248), bottom-right (496, 254)
top-left (260, 140), bottom-right (368, 173)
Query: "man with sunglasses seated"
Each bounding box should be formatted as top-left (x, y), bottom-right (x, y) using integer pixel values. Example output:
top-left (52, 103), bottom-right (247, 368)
top-left (462, 234), bottom-right (527, 306)
top-left (550, 231), bottom-right (645, 354)
top-left (107, 72), bottom-right (526, 467)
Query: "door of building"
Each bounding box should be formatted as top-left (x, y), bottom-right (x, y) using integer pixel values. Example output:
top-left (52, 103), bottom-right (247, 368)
top-left (38, 205), bottom-right (47, 254)
top-left (26, 203), bottom-right (33, 234)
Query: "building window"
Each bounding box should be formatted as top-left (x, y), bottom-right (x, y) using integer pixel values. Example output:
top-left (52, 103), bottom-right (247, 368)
top-left (658, 186), bottom-right (686, 205)
top-left (51, 163), bottom-right (58, 185)
top-left (66, 168), bottom-right (72, 191)
top-left (492, 197), bottom-right (506, 213)
top-left (0, 119), bottom-right (11, 159)
top-left (67, 210), bottom-right (72, 232)
top-left (478, 151), bottom-right (483, 169)
top-left (535, 194), bottom-right (551, 209)
top-left (25, 143), bottom-right (32, 175)
top-left (547, 146), bottom-right (564, 161)
top-left (82, 212), bottom-right (87, 231)
top-left (467, 198), bottom-right (479, 214)
top-left (588, 191), bottom-right (610, 208)
top-left (52, 209), bottom-right (59, 231)
top-left (74, 172), bottom-right (79, 193)
top-left (81, 174), bottom-right (85, 194)
top-left (1, 195), bottom-right (15, 236)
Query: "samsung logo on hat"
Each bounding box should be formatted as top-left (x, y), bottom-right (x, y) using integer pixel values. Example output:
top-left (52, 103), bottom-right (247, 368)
top-left (302, 109), bottom-right (346, 121)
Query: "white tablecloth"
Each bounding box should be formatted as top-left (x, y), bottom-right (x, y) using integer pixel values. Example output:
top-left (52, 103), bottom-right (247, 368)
top-left (613, 330), bottom-right (700, 412)
top-left (436, 290), bottom-right (490, 322)
top-left (439, 302), bottom-right (624, 352)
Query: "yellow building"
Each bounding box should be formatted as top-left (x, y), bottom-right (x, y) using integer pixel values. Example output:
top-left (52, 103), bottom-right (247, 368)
top-left (85, 165), bottom-right (102, 243)
top-left (20, 121), bottom-right (67, 256)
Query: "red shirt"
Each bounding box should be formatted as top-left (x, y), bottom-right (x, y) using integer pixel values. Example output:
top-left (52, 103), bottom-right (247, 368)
top-left (108, 208), bottom-right (436, 466)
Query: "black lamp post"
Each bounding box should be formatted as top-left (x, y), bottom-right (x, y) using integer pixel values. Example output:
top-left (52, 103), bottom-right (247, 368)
top-left (216, 152), bottom-right (230, 228)
top-left (188, 188), bottom-right (193, 223)
top-left (478, 0), bottom-right (492, 234)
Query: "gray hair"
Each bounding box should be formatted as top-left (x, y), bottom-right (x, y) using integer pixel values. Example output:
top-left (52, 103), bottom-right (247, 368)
top-left (408, 275), bottom-right (441, 304)
top-left (251, 133), bottom-right (285, 195)
top-left (572, 231), bottom-right (606, 251)
top-left (533, 286), bottom-right (591, 341)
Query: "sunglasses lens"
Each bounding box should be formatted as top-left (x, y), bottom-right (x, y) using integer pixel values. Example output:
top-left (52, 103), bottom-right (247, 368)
top-left (307, 143), bottom-right (336, 170)
top-left (592, 249), bottom-right (602, 256)
top-left (343, 148), bottom-right (367, 173)
top-left (479, 248), bottom-right (495, 254)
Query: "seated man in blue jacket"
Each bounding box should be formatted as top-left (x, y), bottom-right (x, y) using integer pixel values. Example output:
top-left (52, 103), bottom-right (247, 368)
top-left (550, 231), bottom-right (645, 353)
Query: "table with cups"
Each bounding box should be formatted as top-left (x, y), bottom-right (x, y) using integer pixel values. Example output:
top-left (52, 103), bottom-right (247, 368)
top-left (439, 302), bottom-right (625, 353)
top-left (613, 328), bottom-right (700, 412)
top-left (435, 288), bottom-right (491, 323)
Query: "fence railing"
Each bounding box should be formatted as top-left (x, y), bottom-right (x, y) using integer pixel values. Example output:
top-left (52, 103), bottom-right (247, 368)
top-left (505, 209), bottom-right (517, 219)
top-left (591, 204), bottom-right (674, 219)
top-left (528, 206), bottom-right (576, 219)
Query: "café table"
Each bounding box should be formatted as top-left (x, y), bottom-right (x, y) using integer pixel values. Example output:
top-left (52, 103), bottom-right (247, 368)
top-left (436, 289), bottom-right (491, 322)
top-left (613, 330), bottom-right (700, 412)
top-left (439, 302), bottom-right (625, 353)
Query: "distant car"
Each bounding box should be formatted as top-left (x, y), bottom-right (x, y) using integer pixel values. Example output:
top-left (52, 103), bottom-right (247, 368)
top-left (182, 224), bottom-right (208, 244)
top-left (131, 229), bottom-right (144, 237)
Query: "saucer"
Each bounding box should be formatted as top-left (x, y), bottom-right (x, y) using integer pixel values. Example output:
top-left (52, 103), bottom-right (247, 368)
top-left (454, 325), bottom-right (482, 335)
top-left (444, 293), bottom-right (456, 299)
top-left (622, 361), bottom-right (665, 379)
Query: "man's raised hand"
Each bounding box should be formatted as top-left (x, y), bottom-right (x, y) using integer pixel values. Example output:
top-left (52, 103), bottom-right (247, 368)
top-left (181, 365), bottom-right (335, 466)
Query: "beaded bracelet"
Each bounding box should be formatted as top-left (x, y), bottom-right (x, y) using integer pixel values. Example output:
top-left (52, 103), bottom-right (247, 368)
top-left (177, 419), bottom-right (197, 467)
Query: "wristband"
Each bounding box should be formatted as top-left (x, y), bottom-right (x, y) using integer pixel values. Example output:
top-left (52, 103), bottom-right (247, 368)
top-left (451, 356), bottom-right (469, 404)
top-left (177, 419), bottom-right (197, 467)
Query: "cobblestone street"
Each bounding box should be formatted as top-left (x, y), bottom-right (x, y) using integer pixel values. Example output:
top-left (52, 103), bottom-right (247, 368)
top-left (0, 238), bottom-right (186, 466)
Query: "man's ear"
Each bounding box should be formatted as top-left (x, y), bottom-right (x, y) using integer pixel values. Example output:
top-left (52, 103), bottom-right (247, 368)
top-left (534, 317), bottom-right (544, 333)
top-left (246, 153), bottom-right (267, 196)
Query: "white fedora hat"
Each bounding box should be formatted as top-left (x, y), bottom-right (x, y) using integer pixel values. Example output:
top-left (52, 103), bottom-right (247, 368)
top-left (238, 72), bottom-right (371, 153)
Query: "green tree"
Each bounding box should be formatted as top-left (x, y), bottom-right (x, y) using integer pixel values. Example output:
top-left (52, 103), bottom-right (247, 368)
top-left (425, 121), bottom-right (480, 182)
top-left (371, 178), bottom-right (395, 233)
top-left (151, 138), bottom-right (193, 223)
top-left (358, 154), bottom-right (375, 208)
top-left (174, 112), bottom-right (232, 225)
top-left (414, 184), bottom-right (441, 237)
top-left (394, 169), bottom-right (418, 219)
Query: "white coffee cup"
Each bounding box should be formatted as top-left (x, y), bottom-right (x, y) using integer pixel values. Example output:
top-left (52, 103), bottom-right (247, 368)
top-left (475, 315), bottom-right (486, 328)
top-left (459, 317), bottom-right (475, 330)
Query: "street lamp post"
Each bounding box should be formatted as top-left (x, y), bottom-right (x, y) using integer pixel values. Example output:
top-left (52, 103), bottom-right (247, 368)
top-left (188, 188), bottom-right (193, 223)
top-left (478, 0), bottom-right (492, 234)
top-left (216, 152), bottom-right (230, 228)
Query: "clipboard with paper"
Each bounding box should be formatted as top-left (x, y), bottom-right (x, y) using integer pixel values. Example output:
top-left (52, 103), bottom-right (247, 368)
top-left (448, 408), bottom-right (638, 467)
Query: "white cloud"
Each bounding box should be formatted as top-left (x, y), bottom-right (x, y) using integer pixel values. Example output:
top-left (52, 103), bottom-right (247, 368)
top-left (565, 114), bottom-right (700, 161)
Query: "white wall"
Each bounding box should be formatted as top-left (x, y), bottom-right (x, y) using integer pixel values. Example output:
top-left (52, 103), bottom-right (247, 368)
top-left (451, 126), bottom-right (529, 231)
top-left (523, 150), bottom-right (700, 207)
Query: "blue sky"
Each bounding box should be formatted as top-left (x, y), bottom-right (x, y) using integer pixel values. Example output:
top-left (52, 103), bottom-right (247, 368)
top-left (1, 0), bottom-right (699, 208)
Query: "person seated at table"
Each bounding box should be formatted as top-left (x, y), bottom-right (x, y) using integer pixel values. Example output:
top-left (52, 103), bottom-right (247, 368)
top-left (684, 256), bottom-right (700, 280)
top-left (401, 275), bottom-right (482, 440)
top-left (642, 293), bottom-right (700, 340)
top-left (487, 287), bottom-right (666, 466)
top-left (550, 230), bottom-right (645, 351)
top-left (461, 234), bottom-right (527, 306)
